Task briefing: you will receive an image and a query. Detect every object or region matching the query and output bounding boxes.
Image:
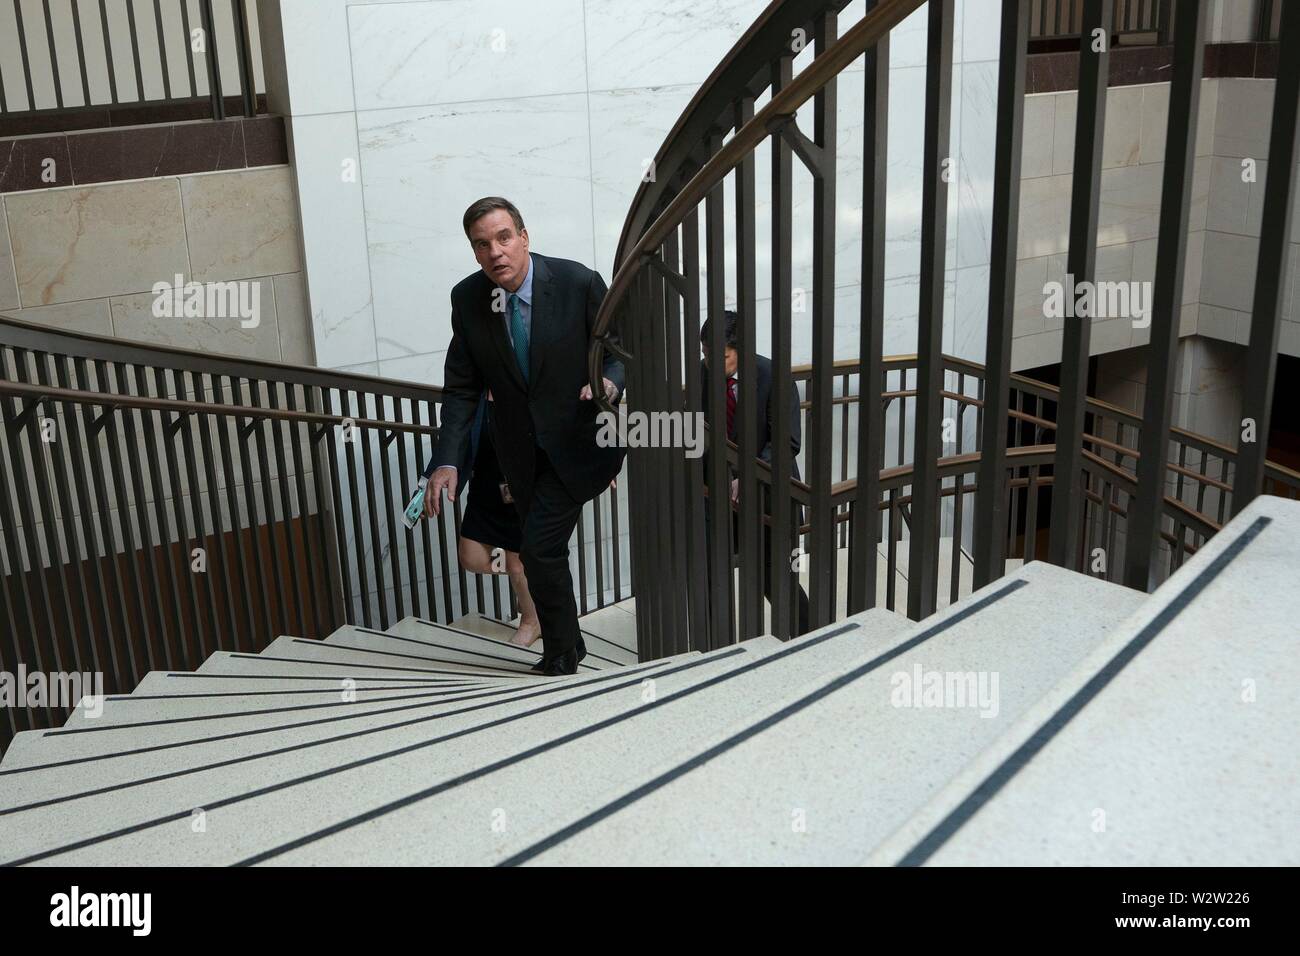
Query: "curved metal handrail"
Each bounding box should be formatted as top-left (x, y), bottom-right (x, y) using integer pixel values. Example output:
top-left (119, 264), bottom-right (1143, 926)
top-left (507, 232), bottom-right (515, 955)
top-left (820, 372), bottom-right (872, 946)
top-left (611, 0), bottom-right (857, 276)
top-left (0, 310), bottom-right (440, 400)
top-left (588, 0), bottom-right (927, 402)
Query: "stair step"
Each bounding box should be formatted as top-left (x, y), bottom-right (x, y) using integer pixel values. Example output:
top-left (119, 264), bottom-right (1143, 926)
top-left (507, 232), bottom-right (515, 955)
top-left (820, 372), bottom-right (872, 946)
top-left (866, 495), bottom-right (1300, 866)
top-left (0, 647), bottom-right (702, 796)
top-left (569, 601), bottom-right (638, 656)
top-left (502, 562), bottom-right (1144, 865)
top-left (260, 609), bottom-right (916, 865)
top-left (0, 642), bottom-right (760, 864)
top-left (378, 618), bottom-right (609, 672)
top-left (210, 638), bottom-right (534, 680)
top-left (452, 611), bottom-right (638, 666)
top-left (51, 676), bottom-right (495, 734)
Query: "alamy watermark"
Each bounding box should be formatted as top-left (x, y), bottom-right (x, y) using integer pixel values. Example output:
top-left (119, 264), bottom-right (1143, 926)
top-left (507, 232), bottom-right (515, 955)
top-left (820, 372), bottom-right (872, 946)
top-left (1, 665), bottom-right (104, 718)
top-left (596, 406), bottom-right (705, 458)
top-left (889, 663), bottom-right (1000, 718)
top-left (1043, 273), bottom-right (1152, 328)
top-left (151, 274), bottom-right (261, 328)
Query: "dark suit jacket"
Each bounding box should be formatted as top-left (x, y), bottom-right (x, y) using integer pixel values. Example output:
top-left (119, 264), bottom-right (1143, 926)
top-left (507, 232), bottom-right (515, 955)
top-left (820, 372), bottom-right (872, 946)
top-left (700, 353), bottom-right (803, 522)
top-left (428, 253), bottom-right (626, 508)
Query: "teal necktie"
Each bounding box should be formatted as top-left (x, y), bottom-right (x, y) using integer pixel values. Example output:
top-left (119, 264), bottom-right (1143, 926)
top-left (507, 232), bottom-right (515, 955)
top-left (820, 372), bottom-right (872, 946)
top-left (508, 292), bottom-right (529, 384)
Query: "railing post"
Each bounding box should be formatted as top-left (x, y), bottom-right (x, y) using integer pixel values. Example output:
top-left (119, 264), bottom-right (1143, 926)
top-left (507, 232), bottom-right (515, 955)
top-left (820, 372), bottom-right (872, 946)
top-left (907, 0), bottom-right (955, 622)
top-left (973, 0), bottom-right (1030, 590)
top-left (849, 6), bottom-right (889, 614)
top-left (1048, 0), bottom-right (1111, 571)
top-left (198, 0), bottom-right (226, 120)
top-left (769, 53), bottom-right (797, 638)
top-left (808, 9), bottom-right (840, 630)
top-left (1232, 0), bottom-right (1300, 515)
top-left (1122, 0), bottom-right (1207, 591)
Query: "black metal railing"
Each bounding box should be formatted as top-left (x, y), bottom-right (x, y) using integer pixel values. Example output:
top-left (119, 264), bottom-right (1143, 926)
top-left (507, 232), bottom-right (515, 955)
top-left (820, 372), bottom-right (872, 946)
top-left (0, 312), bottom-right (628, 753)
top-left (589, 0), bottom-right (1300, 658)
top-left (0, 0), bottom-right (263, 129)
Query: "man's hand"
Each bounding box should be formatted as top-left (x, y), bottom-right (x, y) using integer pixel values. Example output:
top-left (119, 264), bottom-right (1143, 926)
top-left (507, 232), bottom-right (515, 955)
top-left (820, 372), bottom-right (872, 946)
top-left (426, 466), bottom-right (459, 517)
top-left (579, 377), bottom-right (618, 403)
top-left (729, 477), bottom-right (739, 504)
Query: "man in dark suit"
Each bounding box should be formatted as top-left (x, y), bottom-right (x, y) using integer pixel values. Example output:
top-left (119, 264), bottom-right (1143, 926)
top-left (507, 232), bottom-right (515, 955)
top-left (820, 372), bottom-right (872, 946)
top-left (425, 197), bottom-right (625, 675)
top-left (700, 310), bottom-right (811, 636)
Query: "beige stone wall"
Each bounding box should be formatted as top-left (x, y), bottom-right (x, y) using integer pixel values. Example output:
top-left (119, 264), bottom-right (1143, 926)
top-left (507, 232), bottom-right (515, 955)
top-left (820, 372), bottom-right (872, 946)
top-left (0, 165), bottom-right (313, 366)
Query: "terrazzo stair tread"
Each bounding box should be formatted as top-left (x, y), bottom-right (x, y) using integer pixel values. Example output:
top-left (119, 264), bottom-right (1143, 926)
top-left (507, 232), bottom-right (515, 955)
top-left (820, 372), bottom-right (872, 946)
top-left (231, 638), bottom-right (537, 680)
top-left (0, 647), bottom-right (708, 807)
top-left (368, 618), bottom-right (609, 673)
top-left (567, 603), bottom-right (639, 655)
top-left (459, 612), bottom-right (639, 667)
top-left (262, 609), bottom-right (918, 865)
top-left (189, 650), bottom-right (518, 683)
top-left (382, 616), bottom-right (611, 676)
top-left (866, 495), bottom-right (1300, 867)
top-left (131, 667), bottom-right (496, 696)
top-left (0, 645), bottom-right (701, 792)
top-left (51, 678), bottom-right (501, 732)
top-left (0, 645), bottom-right (756, 864)
top-left (505, 562), bottom-right (1145, 866)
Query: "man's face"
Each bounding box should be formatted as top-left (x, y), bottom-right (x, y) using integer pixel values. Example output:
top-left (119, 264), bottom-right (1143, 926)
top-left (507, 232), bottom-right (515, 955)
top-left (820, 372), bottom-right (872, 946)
top-left (469, 209), bottom-right (530, 291)
top-left (701, 343), bottom-right (739, 376)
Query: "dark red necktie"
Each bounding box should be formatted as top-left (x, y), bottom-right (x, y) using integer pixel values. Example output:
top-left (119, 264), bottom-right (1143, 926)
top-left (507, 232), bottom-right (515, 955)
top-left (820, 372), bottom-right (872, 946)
top-left (725, 376), bottom-right (737, 439)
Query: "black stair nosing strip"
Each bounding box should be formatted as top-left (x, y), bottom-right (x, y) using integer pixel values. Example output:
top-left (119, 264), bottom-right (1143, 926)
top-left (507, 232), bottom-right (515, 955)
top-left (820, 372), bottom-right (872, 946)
top-left (340, 627), bottom-right (599, 670)
top-left (287, 639), bottom-right (556, 676)
top-left (467, 615), bottom-right (632, 666)
top-left (223, 653), bottom-right (529, 679)
top-left (104, 683), bottom-right (474, 701)
top-left (231, 621), bottom-right (865, 866)
top-left (160, 670), bottom-right (483, 684)
top-left (400, 619), bottom-right (610, 669)
top-left (893, 515), bottom-right (1274, 868)
top-left (0, 651), bottom-right (725, 854)
top-left (0, 648), bottom-right (701, 787)
top-left (497, 577), bottom-right (1031, 866)
top-left (41, 685), bottom-right (493, 736)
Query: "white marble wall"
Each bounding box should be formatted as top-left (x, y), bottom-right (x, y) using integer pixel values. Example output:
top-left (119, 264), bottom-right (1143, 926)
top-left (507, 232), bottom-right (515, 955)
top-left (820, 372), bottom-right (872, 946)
top-left (269, 0), bottom-right (1005, 376)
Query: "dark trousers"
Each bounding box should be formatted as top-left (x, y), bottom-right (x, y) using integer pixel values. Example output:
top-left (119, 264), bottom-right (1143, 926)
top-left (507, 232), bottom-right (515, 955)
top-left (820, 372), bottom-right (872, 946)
top-left (706, 509), bottom-right (811, 638)
top-left (513, 447), bottom-right (585, 660)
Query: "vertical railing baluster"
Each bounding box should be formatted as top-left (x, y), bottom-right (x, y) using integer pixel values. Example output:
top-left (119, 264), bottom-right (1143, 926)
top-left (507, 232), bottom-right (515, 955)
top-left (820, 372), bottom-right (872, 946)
top-left (907, 0), bottom-right (955, 621)
top-left (1233, 0), bottom-right (1300, 515)
top-left (659, 229), bottom-right (690, 648)
top-left (198, 0), bottom-right (224, 119)
top-left (97, 0), bottom-right (119, 105)
top-left (179, 0), bottom-right (198, 98)
top-left (808, 9), bottom-right (839, 629)
top-left (40, 0), bottom-right (64, 109)
top-left (733, 94), bottom-right (762, 639)
top-left (124, 0), bottom-right (145, 103)
top-left (704, 131), bottom-right (731, 650)
top-left (768, 50), bottom-right (796, 637)
top-left (974, 0), bottom-right (1030, 589)
top-left (150, 0), bottom-right (172, 101)
top-left (849, 18), bottom-right (888, 614)
top-left (1048, 0), bottom-right (1111, 571)
top-left (231, 0), bottom-right (257, 116)
top-left (265, 380), bottom-right (309, 635)
top-left (1122, 0), bottom-right (1206, 590)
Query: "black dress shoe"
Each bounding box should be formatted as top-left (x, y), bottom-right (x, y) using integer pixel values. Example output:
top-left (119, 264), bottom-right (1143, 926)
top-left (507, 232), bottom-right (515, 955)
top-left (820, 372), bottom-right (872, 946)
top-left (540, 648), bottom-right (579, 677)
top-left (576, 636), bottom-right (587, 664)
